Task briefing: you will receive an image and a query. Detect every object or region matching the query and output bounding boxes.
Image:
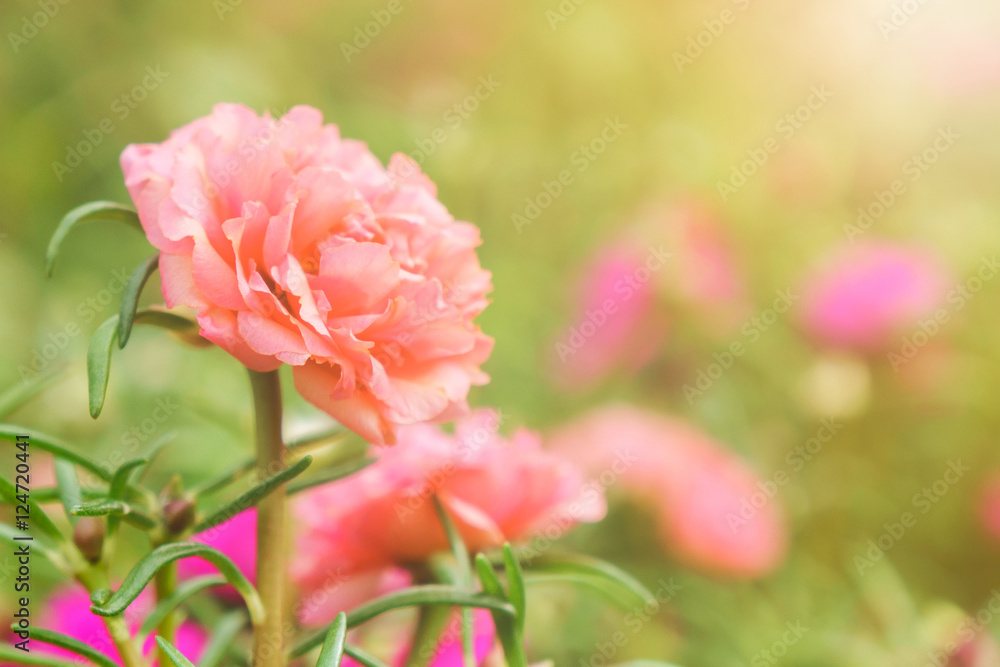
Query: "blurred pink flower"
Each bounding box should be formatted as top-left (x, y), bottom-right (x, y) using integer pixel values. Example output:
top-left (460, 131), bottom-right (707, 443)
top-left (389, 610), bottom-right (496, 667)
top-left (121, 103), bottom-right (493, 445)
top-left (979, 474), bottom-right (1000, 544)
top-left (35, 586), bottom-right (205, 664)
top-left (549, 244), bottom-right (667, 389)
top-left (291, 409), bottom-right (606, 625)
top-left (798, 243), bottom-right (951, 352)
top-left (548, 404), bottom-right (787, 578)
top-left (179, 508), bottom-right (257, 603)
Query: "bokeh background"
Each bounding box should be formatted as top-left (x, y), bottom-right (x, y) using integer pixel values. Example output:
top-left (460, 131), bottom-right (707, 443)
top-left (3, 0), bottom-right (1000, 665)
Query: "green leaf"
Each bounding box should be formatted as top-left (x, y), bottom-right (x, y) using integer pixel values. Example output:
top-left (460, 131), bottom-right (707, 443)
top-left (154, 637), bottom-right (197, 667)
top-left (0, 521), bottom-right (54, 559)
top-left (133, 308), bottom-right (199, 333)
top-left (0, 366), bottom-right (64, 419)
top-left (139, 575), bottom-right (227, 637)
top-left (288, 586), bottom-right (516, 659)
top-left (194, 455), bottom-right (312, 533)
top-left (404, 605), bottom-right (452, 667)
top-left (524, 552), bottom-right (656, 610)
top-left (0, 425), bottom-right (111, 482)
top-left (118, 252), bottom-right (160, 348)
top-left (91, 542), bottom-right (264, 626)
top-left (475, 554), bottom-right (527, 667)
top-left (502, 544), bottom-right (527, 633)
top-left (0, 645), bottom-right (86, 667)
top-left (53, 460), bottom-right (82, 525)
top-left (344, 646), bottom-right (391, 667)
top-left (46, 201), bottom-right (142, 277)
top-left (87, 315), bottom-right (119, 419)
top-left (16, 626), bottom-right (119, 667)
top-left (431, 496), bottom-right (475, 667)
top-left (70, 499), bottom-right (156, 530)
top-left (287, 457), bottom-right (375, 495)
top-left (316, 612), bottom-right (348, 667)
top-left (0, 476), bottom-right (62, 543)
top-left (198, 612), bottom-right (246, 667)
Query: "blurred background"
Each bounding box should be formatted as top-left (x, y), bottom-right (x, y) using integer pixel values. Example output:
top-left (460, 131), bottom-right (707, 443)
top-left (3, 0), bottom-right (1000, 664)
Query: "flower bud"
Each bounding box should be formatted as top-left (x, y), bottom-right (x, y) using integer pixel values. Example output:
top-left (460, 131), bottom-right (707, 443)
top-left (73, 517), bottom-right (105, 563)
top-left (163, 498), bottom-right (196, 534)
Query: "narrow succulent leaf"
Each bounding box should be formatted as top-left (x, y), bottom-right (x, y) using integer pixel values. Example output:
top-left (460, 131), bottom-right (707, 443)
top-left (502, 543), bottom-right (527, 633)
top-left (16, 626), bottom-right (119, 667)
top-left (46, 201), bottom-right (141, 277)
top-left (139, 575), bottom-right (227, 637)
top-left (53, 460), bottom-right (82, 525)
top-left (70, 499), bottom-right (156, 530)
top-left (475, 554), bottom-right (527, 667)
top-left (0, 645), bottom-right (86, 667)
top-left (193, 455), bottom-right (313, 533)
top-left (526, 552), bottom-right (656, 609)
top-left (87, 315), bottom-right (119, 419)
top-left (316, 612), bottom-right (348, 667)
top-left (0, 366), bottom-right (64, 419)
top-left (0, 425), bottom-right (111, 481)
top-left (344, 646), bottom-right (391, 667)
top-left (287, 457), bottom-right (375, 495)
top-left (288, 586), bottom-right (515, 658)
top-left (154, 637), bottom-right (197, 667)
top-left (118, 252), bottom-right (160, 348)
top-left (90, 542), bottom-right (264, 625)
top-left (0, 476), bottom-right (62, 542)
top-left (133, 308), bottom-right (199, 333)
top-left (198, 612), bottom-right (247, 667)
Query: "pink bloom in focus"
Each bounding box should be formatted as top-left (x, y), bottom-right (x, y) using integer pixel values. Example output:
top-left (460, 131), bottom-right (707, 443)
top-left (36, 586), bottom-right (205, 664)
top-left (548, 404), bottom-right (787, 578)
top-left (550, 244), bottom-right (667, 389)
top-left (179, 508), bottom-right (257, 602)
top-left (798, 243), bottom-right (950, 352)
top-left (121, 103), bottom-right (493, 445)
top-left (291, 409), bottom-right (606, 626)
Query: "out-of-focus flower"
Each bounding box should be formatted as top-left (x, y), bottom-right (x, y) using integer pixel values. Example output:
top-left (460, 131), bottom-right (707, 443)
top-left (549, 243), bottom-right (667, 389)
top-left (548, 404), bottom-right (787, 578)
top-left (35, 586), bottom-right (205, 664)
top-left (389, 610), bottom-right (496, 667)
top-left (978, 474), bottom-right (1000, 544)
top-left (291, 409), bottom-right (606, 625)
top-left (121, 103), bottom-right (493, 445)
top-left (179, 508), bottom-right (257, 602)
top-left (798, 243), bottom-right (951, 353)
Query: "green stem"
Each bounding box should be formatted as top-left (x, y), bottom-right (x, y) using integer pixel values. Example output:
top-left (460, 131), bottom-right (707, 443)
top-left (154, 561), bottom-right (178, 665)
top-left (248, 370), bottom-right (287, 667)
top-left (76, 566), bottom-right (147, 667)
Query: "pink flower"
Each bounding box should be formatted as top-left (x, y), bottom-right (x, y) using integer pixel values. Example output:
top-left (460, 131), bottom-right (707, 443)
top-left (35, 586), bottom-right (206, 664)
top-left (291, 409), bottom-right (606, 625)
top-left (548, 405), bottom-right (787, 578)
top-left (121, 104), bottom-right (493, 444)
top-left (979, 474), bottom-right (1000, 544)
top-left (550, 244), bottom-right (667, 388)
top-left (389, 610), bottom-right (496, 667)
top-left (798, 243), bottom-right (951, 352)
top-left (179, 508), bottom-right (257, 603)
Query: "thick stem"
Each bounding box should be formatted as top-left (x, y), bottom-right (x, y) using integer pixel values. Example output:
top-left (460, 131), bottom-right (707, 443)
top-left (154, 561), bottom-right (178, 665)
top-left (248, 369), bottom-right (287, 667)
